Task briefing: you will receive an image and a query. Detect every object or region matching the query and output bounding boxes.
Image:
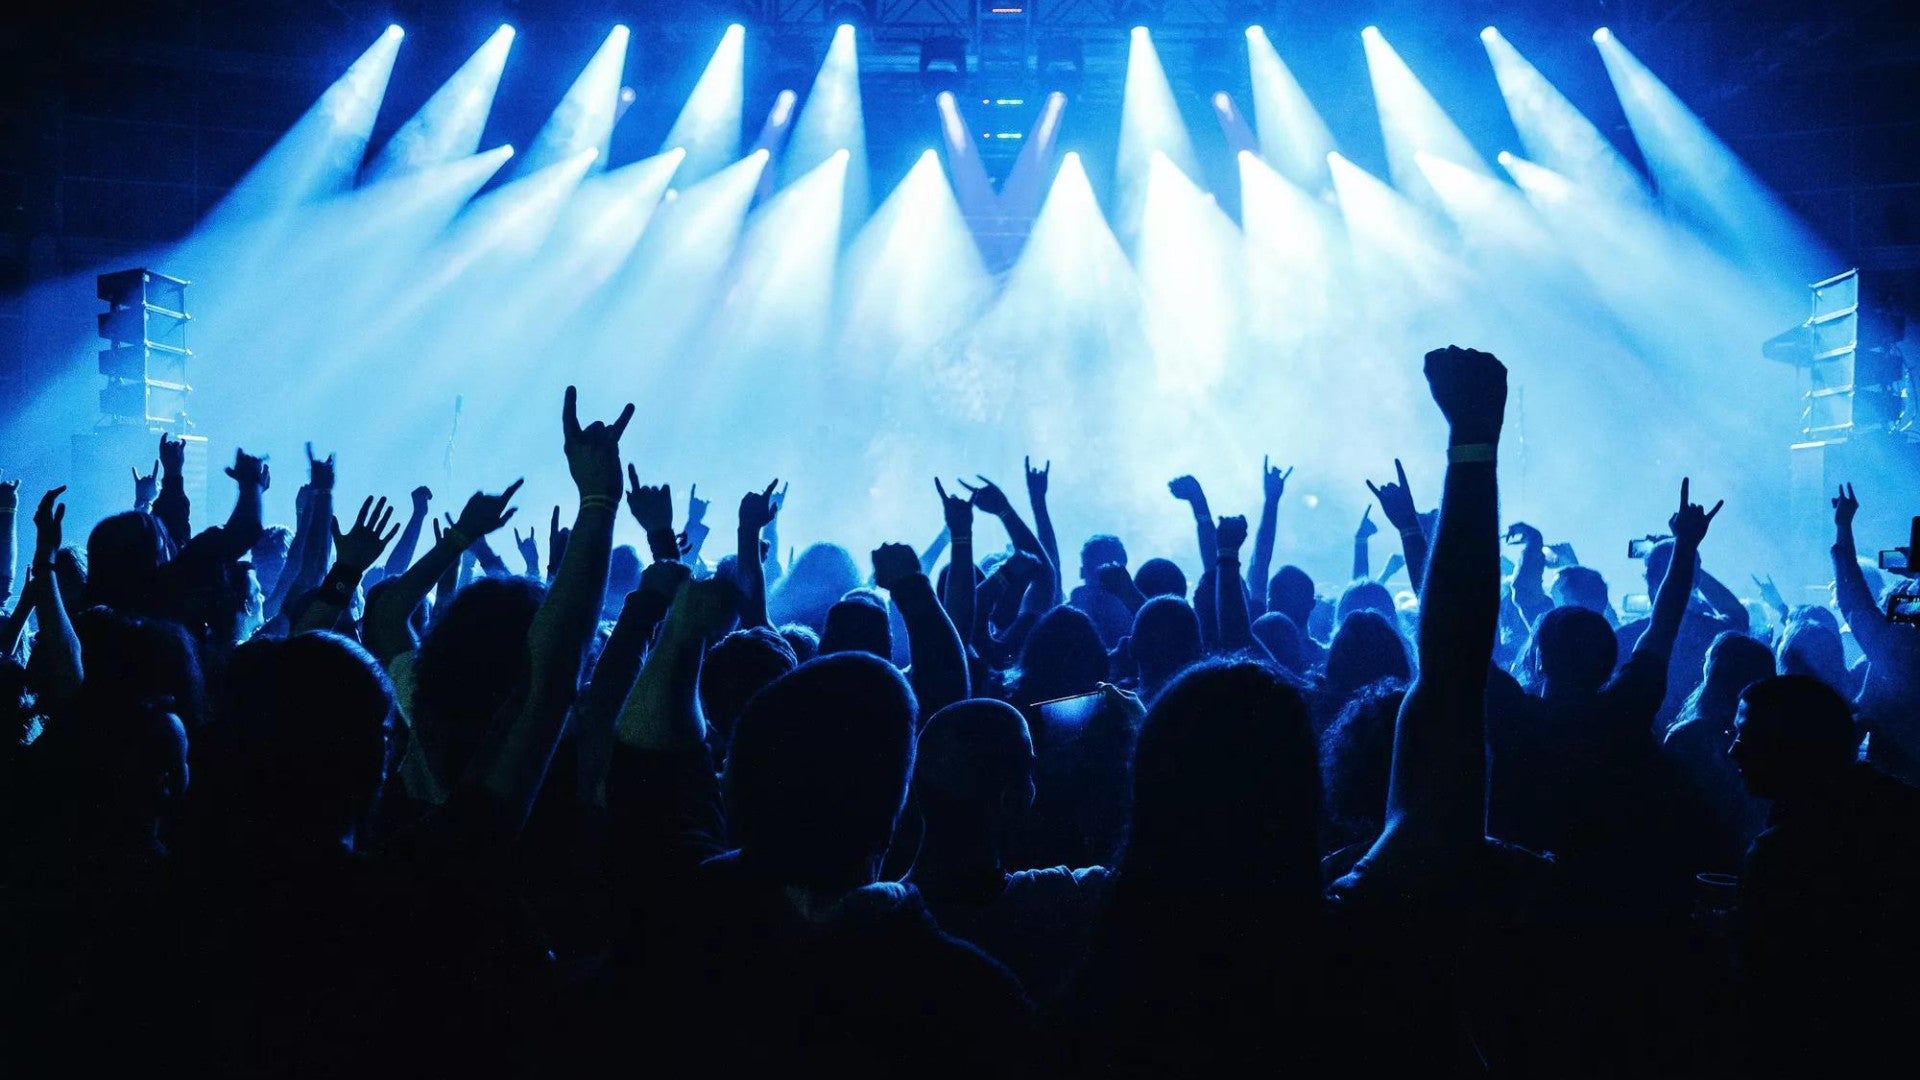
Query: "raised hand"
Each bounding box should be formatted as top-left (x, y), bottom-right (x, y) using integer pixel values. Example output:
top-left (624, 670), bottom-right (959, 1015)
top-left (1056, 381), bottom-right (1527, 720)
top-left (956, 475), bottom-right (1012, 516)
top-left (514, 526), bottom-right (540, 572)
top-left (32, 486), bottom-right (67, 564)
top-left (132, 460), bottom-right (159, 508)
top-left (769, 482), bottom-right (789, 514)
top-left (305, 442), bottom-right (335, 491)
top-left (1504, 521), bottom-right (1543, 548)
top-left (331, 496), bottom-right (400, 575)
top-left (451, 479), bottom-right (523, 540)
top-left (1355, 506), bottom-right (1379, 543)
top-left (1262, 456), bottom-right (1294, 504)
top-left (1833, 482), bottom-right (1859, 531)
top-left (562, 385), bottom-right (635, 500)
top-left (1669, 477), bottom-right (1723, 549)
top-left (1024, 456), bottom-right (1050, 501)
top-left (872, 542), bottom-right (921, 590)
top-left (1168, 475), bottom-right (1205, 504)
top-left (547, 506), bottom-right (571, 575)
top-left (226, 449), bottom-right (270, 492)
top-left (1752, 573), bottom-right (1788, 614)
top-left (739, 480), bottom-right (780, 533)
top-left (411, 485), bottom-right (433, 512)
top-left (1423, 345), bottom-right (1508, 445)
top-left (625, 465), bottom-right (673, 532)
top-left (1218, 514), bottom-right (1250, 555)
top-left (1365, 459), bottom-right (1420, 531)
top-left (935, 477), bottom-right (973, 536)
top-left (686, 484), bottom-right (709, 526)
top-left (158, 432), bottom-right (185, 475)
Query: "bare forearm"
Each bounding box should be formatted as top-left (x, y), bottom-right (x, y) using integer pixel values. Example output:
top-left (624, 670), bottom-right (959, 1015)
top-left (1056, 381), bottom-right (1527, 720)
top-left (477, 504), bottom-right (616, 824)
top-left (1249, 497), bottom-right (1279, 617)
top-left (367, 534), bottom-right (464, 662)
top-left (1217, 555), bottom-right (1256, 653)
top-left (28, 573), bottom-right (83, 703)
top-left (1400, 528), bottom-right (1429, 592)
top-left (1832, 531), bottom-right (1889, 657)
top-left (1189, 501), bottom-right (1218, 566)
top-left (1352, 538), bottom-right (1369, 582)
top-left (616, 627), bottom-right (706, 752)
top-left (1640, 542), bottom-right (1698, 661)
top-left (892, 572), bottom-right (969, 719)
top-left (574, 589), bottom-right (671, 806)
top-left (738, 526), bottom-right (769, 629)
top-left (945, 536), bottom-right (976, 649)
top-left (385, 507), bottom-right (429, 578)
top-left (1032, 497), bottom-right (1065, 606)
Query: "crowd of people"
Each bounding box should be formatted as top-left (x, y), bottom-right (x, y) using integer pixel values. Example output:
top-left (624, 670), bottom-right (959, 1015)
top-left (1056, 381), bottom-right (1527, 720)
top-left (3, 347), bottom-right (1918, 1076)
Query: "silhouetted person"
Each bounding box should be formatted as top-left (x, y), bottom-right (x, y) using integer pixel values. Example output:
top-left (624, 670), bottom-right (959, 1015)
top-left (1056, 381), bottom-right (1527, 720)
top-left (1731, 674), bottom-right (1920, 1073)
top-left (909, 697), bottom-right (1111, 1003)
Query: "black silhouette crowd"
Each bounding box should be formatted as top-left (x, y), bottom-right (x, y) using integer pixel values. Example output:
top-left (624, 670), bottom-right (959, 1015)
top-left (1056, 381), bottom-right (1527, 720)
top-left (3, 347), bottom-right (1918, 1076)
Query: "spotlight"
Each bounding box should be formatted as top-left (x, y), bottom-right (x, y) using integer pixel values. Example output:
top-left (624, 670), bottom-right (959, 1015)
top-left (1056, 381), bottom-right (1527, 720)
top-left (1496, 149), bottom-right (1514, 165)
top-left (1037, 34), bottom-right (1083, 96)
top-left (1480, 26), bottom-right (1497, 42)
top-left (385, 24), bottom-right (405, 40)
top-left (829, 1), bottom-right (870, 31)
top-left (919, 35), bottom-right (968, 96)
top-left (1119, 0), bottom-right (1161, 31)
top-left (1592, 26), bottom-right (1612, 43)
top-left (1360, 25), bottom-right (1381, 40)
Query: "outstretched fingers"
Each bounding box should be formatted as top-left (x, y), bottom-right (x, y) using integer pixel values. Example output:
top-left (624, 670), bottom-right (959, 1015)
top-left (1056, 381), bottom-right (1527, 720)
top-left (563, 386), bottom-right (582, 441)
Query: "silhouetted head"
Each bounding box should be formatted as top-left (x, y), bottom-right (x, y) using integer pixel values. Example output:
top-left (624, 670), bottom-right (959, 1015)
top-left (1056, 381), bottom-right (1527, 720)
top-left (1730, 675), bottom-right (1858, 800)
top-left (1336, 580), bottom-right (1396, 624)
top-left (701, 627), bottom-right (798, 763)
top-left (1776, 617), bottom-right (1849, 694)
top-left (1134, 558), bottom-right (1187, 600)
top-left (608, 545), bottom-right (641, 597)
top-left (915, 698), bottom-right (1035, 847)
top-left (1790, 604), bottom-right (1840, 635)
top-left (1079, 534), bottom-right (1128, 583)
top-left (1643, 539), bottom-right (1676, 595)
top-left (1534, 605), bottom-right (1618, 696)
top-left (1267, 565), bottom-right (1315, 627)
top-left (86, 511), bottom-right (174, 615)
top-left (1131, 596), bottom-right (1201, 701)
top-left (768, 543), bottom-right (862, 633)
top-left (820, 589), bottom-right (892, 659)
top-left (778, 623), bottom-right (820, 664)
top-left (251, 526), bottom-right (293, 590)
top-left (73, 606), bottom-right (207, 732)
top-left (1251, 612), bottom-right (1306, 676)
top-left (1012, 605), bottom-right (1108, 706)
top-left (1552, 566), bottom-right (1612, 620)
top-left (1678, 631), bottom-right (1774, 728)
top-left (213, 632), bottom-right (394, 849)
top-left (1306, 598), bottom-right (1335, 645)
top-left (1123, 660), bottom-right (1320, 897)
top-left (412, 576), bottom-right (545, 793)
top-left (724, 653), bottom-right (917, 887)
top-left (1324, 611), bottom-right (1411, 699)
top-left (1321, 677), bottom-right (1406, 841)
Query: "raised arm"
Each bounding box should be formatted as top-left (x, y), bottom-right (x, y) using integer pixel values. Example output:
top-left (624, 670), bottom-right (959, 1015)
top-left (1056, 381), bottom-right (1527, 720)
top-left (762, 483), bottom-right (787, 585)
top-left (292, 496), bottom-right (399, 636)
top-left (736, 481), bottom-right (779, 629)
top-left (1366, 459), bottom-right (1429, 590)
top-left (616, 579), bottom-right (736, 753)
top-left (1353, 506), bottom-right (1377, 581)
top-left (512, 524), bottom-right (540, 579)
top-left (363, 481), bottom-right (522, 662)
top-left (1025, 457), bottom-right (1066, 606)
top-left (545, 505), bottom-right (570, 584)
top-left (384, 486), bottom-right (433, 579)
top-left (1248, 457), bottom-right (1291, 617)
top-left (265, 449), bottom-right (329, 617)
top-left (680, 485), bottom-right (711, 568)
top-left (132, 458), bottom-right (158, 514)
top-left (625, 467), bottom-right (679, 565)
top-left (574, 560), bottom-right (690, 807)
top-left (960, 475), bottom-right (1046, 562)
top-left (1506, 521), bottom-right (1551, 626)
top-left (153, 433), bottom-right (190, 546)
top-left (875, 541), bottom-right (970, 718)
top-left (1371, 346), bottom-right (1506, 862)
top-left (1215, 514), bottom-right (1258, 654)
top-left (1636, 480), bottom-right (1719, 664)
top-left (1830, 483), bottom-right (1892, 660)
top-left (467, 388), bottom-right (632, 833)
top-left (0, 479), bottom-right (17, 612)
top-left (24, 488), bottom-right (82, 704)
top-left (219, 446), bottom-right (273, 556)
top-left (937, 479), bottom-right (976, 651)
top-left (1168, 474), bottom-right (1218, 567)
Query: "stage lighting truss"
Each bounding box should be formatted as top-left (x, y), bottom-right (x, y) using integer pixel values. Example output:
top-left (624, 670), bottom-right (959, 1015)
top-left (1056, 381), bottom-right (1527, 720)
top-left (96, 268), bottom-right (193, 430)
